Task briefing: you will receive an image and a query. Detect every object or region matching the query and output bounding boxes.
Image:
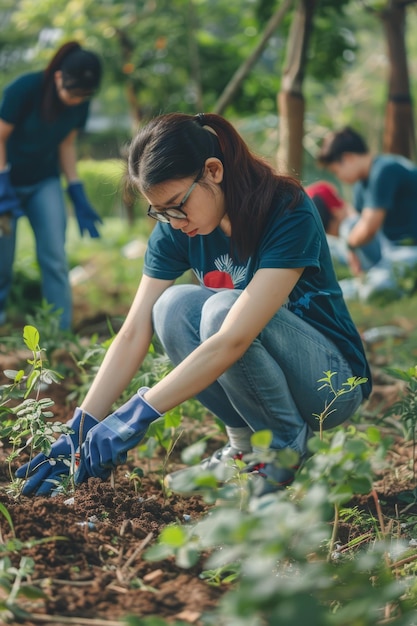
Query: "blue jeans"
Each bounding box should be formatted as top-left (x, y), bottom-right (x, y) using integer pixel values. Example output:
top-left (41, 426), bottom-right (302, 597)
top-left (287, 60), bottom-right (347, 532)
top-left (152, 285), bottom-right (364, 456)
top-left (0, 177), bottom-right (71, 330)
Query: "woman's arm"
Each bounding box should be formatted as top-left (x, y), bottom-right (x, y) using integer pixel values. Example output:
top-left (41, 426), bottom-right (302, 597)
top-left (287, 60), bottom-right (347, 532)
top-left (347, 207), bottom-right (386, 248)
top-left (80, 274), bottom-right (174, 419)
top-left (145, 266), bottom-right (303, 412)
top-left (59, 129), bottom-right (79, 182)
top-left (0, 119), bottom-right (14, 170)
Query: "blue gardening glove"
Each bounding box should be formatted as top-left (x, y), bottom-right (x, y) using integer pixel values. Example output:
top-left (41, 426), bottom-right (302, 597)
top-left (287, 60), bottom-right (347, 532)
top-left (75, 387), bottom-right (162, 483)
top-left (15, 408), bottom-right (98, 496)
top-left (0, 167), bottom-right (23, 217)
top-left (67, 181), bottom-right (103, 238)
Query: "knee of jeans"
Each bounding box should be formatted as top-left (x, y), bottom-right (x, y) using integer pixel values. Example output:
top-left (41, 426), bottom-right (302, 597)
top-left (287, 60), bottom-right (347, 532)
top-left (152, 284), bottom-right (198, 339)
top-left (200, 290), bottom-right (239, 341)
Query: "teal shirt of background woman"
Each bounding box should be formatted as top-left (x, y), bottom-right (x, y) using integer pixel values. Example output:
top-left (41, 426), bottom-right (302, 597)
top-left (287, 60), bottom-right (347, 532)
top-left (0, 71), bottom-right (89, 186)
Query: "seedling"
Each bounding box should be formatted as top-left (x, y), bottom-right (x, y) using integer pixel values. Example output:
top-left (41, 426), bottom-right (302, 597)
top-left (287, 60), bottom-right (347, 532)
top-left (313, 371), bottom-right (368, 439)
top-left (126, 467), bottom-right (145, 494)
top-left (0, 325), bottom-right (71, 496)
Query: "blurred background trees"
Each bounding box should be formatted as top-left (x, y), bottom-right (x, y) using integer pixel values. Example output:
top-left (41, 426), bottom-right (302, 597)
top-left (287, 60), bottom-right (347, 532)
top-left (1, 0), bottom-right (417, 182)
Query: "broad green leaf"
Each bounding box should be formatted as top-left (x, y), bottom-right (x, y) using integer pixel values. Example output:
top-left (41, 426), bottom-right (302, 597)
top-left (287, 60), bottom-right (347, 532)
top-left (251, 429), bottom-right (273, 449)
top-left (22, 325), bottom-right (40, 351)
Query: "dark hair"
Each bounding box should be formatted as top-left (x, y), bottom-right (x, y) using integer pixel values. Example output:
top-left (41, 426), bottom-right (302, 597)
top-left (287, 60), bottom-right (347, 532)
top-left (41, 41), bottom-right (102, 122)
top-left (128, 112), bottom-right (302, 260)
top-left (317, 126), bottom-right (368, 166)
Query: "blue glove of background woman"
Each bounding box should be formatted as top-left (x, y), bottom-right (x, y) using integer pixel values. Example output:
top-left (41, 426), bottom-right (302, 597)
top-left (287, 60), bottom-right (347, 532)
top-left (75, 388), bottom-right (162, 482)
top-left (15, 408), bottom-right (98, 496)
top-left (67, 181), bottom-right (103, 238)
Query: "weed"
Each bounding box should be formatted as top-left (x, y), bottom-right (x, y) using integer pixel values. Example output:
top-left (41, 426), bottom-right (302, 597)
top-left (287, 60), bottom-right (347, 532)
top-left (0, 325), bottom-right (70, 495)
top-left (313, 371), bottom-right (368, 439)
top-left (384, 364), bottom-right (417, 482)
top-left (126, 467), bottom-right (144, 494)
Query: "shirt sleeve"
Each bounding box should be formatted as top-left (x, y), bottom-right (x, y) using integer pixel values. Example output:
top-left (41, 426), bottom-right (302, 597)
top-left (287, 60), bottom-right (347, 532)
top-left (0, 74), bottom-right (40, 125)
top-left (257, 199), bottom-right (322, 273)
top-left (144, 223), bottom-right (191, 280)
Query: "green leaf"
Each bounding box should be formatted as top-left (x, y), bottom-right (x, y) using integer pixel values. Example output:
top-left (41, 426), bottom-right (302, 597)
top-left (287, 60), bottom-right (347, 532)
top-left (251, 429), bottom-right (273, 449)
top-left (17, 584), bottom-right (47, 599)
top-left (22, 325), bottom-right (40, 351)
top-left (366, 426), bottom-right (382, 444)
top-left (181, 439), bottom-right (207, 465)
top-left (159, 525), bottom-right (187, 548)
top-left (0, 503), bottom-right (14, 537)
top-left (144, 543), bottom-right (175, 562)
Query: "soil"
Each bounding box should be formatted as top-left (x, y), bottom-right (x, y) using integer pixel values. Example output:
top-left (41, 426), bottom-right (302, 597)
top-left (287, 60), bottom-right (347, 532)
top-left (0, 316), bottom-right (416, 626)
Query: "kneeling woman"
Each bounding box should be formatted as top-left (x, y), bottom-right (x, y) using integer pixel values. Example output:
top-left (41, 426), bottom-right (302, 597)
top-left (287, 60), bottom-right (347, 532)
top-left (17, 112), bottom-right (372, 497)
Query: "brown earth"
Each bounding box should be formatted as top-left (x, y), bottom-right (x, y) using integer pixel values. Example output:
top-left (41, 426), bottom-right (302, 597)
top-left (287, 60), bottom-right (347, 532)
top-left (0, 320), bottom-right (416, 626)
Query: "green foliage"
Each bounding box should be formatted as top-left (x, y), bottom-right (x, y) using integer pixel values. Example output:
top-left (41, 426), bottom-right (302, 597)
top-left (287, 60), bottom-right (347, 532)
top-left (313, 371), bottom-right (368, 438)
top-left (144, 422), bottom-right (413, 625)
top-left (142, 372), bottom-right (417, 625)
top-left (0, 325), bottom-right (70, 495)
top-left (76, 159), bottom-right (127, 218)
top-left (384, 364), bottom-right (417, 480)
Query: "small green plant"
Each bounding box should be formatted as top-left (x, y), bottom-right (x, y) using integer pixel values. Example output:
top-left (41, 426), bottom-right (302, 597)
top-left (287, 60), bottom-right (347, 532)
top-left (0, 325), bottom-right (71, 495)
top-left (142, 372), bottom-right (417, 626)
top-left (125, 467), bottom-right (144, 494)
top-left (384, 364), bottom-right (417, 482)
top-left (313, 371), bottom-right (368, 439)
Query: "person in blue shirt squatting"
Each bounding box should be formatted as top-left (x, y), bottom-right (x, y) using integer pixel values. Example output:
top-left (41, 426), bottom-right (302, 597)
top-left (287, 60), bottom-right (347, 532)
top-left (316, 127), bottom-right (417, 300)
top-left (0, 41), bottom-right (103, 330)
top-left (16, 112), bottom-right (372, 498)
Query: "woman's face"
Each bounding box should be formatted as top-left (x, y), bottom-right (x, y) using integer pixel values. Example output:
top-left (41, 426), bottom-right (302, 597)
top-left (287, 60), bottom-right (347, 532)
top-left (54, 71), bottom-right (90, 106)
top-left (144, 158), bottom-right (227, 237)
top-left (328, 153), bottom-right (361, 185)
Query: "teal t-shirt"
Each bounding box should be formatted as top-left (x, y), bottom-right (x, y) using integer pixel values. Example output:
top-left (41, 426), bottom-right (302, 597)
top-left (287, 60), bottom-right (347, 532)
top-left (144, 192), bottom-right (372, 398)
top-left (0, 71), bottom-right (90, 185)
top-left (353, 154), bottom-right (417, 244)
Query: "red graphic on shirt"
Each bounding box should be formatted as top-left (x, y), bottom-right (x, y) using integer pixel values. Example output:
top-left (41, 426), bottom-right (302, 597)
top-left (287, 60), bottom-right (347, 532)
top-left (203, 270), bottom-right (234, 289)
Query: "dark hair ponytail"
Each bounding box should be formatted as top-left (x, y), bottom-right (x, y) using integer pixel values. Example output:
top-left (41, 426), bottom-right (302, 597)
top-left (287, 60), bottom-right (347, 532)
top-left (41, 41), bottom-right (102, 122)
top-left (128, 112), bottom-right (302, 260)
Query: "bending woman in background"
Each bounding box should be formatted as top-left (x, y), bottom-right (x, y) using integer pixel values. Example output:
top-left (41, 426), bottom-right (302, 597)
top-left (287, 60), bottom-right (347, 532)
top-left (0, 41), bottom-right (102, 330)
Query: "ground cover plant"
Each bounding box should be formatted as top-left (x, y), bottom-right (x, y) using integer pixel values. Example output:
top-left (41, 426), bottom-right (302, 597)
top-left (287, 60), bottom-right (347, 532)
top-left (1, 227), bottom-right (417, 624)
top-left (0, 310), bottom-right (417, 625)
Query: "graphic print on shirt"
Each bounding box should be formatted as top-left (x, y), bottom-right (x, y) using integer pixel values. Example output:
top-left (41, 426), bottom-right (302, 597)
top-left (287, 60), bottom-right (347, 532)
top-left (288, 290), bottom-right (330, 317)
top-left (193, 253), bottom-right (249, 289)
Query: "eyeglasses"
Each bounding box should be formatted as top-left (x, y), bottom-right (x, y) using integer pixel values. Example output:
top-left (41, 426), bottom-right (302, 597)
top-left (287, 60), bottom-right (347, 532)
top-left (147, 171), bottom-right (202, 223)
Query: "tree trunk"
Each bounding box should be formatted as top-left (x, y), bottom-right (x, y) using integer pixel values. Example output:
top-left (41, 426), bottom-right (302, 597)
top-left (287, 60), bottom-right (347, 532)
top-left (276, 0), bottom-right (316, 178)
top-left (116, 27), bottom-right (143, 130)
top-left (187, 0), bottom-right (204, 111)
top-left (380, 0), bottom-right (415, 159)
top-left (213, 0), bottom-right (293, 115)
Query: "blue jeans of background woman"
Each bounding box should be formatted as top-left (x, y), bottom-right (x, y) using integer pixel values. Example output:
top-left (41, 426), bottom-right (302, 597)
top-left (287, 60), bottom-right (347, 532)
top-left (152, 284), bottom-right (363, 458)
top-left (0, 177), bottom-right (71, 330)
